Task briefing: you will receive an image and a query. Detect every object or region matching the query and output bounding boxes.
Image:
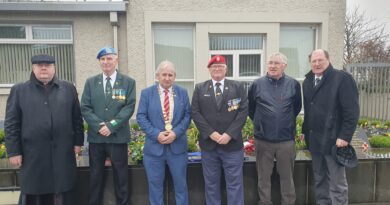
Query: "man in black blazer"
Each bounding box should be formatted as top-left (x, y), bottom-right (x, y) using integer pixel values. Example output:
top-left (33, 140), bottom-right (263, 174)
top-left (302, 49), bottom-right (359, 205)
top-left (192, 55), bottom-right (248, 205)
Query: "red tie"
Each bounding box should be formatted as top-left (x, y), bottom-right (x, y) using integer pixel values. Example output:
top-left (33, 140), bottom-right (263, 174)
top-left (164, 89), bottom-right (170, 121)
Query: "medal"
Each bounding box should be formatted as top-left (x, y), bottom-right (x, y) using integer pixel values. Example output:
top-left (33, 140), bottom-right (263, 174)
top-left (165, 123), bottom-right (173, 131)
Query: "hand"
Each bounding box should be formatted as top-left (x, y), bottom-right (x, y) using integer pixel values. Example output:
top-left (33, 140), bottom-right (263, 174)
top-left (157, 131), bottom-right (170, 144)
top-left (99, 125), bottom-right (112, 137)
top-left (9, 155), bottom-right (22, 168)
top-left (336, 138), bottom-right (348, 147)
top-left (218, 133), bottom-right (232, 145)
top-left (164, 131), bottom-right (177, 144)
top-left (210, 132), bottom-right (221, 142)
top-left (74, 146), bottom-right (82, 155)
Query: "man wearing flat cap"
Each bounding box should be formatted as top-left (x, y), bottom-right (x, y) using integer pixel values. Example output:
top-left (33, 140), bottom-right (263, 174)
top-left (5, 54), bottom-right (84, 205)
top-left (81, 46), bottom-right (136, 205)
top-left (192, 55), bottom-right (248, 205)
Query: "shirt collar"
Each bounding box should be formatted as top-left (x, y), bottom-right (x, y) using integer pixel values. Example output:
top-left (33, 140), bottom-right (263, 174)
top-left (159, 84), bottom-right (173, 93)
top-left (212, 78), bottom-right (225, 87)
top-left (103, 70), bottom-right (117, 82)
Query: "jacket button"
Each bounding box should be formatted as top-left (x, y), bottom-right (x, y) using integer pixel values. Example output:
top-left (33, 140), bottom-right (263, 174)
top-left (310, 102), bottom-right (313, 105)
top-left (44, 102), bottom-right (48, 105)
top-left (105, 108), bottom-right (108, 111)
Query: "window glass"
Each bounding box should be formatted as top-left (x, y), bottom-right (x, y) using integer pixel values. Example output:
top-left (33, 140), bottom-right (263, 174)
top-left (153, 25), bottom-right (195, 96)
top-left (210, 34), bottom-right (263, 50)
top-left (32, 25), bottom-right (72, 40)
top-left (280, 26), bottom-right (316, 79)
top-left (239, 54), bottom-right (261, 77)
top-left (0, 26), bottom-right (26, 39)
top-left (0, 24), bottom-right (74, 85)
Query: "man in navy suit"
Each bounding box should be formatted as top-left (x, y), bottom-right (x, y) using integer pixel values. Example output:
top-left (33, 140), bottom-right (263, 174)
top-left (191, 55), bottom-right (248, 205)
top-left (137, 60), bottom-right (191, 205)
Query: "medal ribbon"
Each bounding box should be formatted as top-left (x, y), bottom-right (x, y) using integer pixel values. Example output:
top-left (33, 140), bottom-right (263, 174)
top-left (159, 86), bottom-right (174, 124)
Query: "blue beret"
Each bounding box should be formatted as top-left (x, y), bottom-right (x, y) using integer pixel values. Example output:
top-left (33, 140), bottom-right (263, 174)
top-left (96, 46), bottom-right (117, 59)
top-left (31, 54), bottom-right (55, 64)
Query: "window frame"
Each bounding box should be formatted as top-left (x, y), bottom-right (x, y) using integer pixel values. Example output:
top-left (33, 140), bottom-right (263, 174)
top-left (209, 34), bottom-right (265, 82)
top-left (0, 24), bottom-right (74, 87)
top-left (279, 24), bottom-right (319, 81)
top-left (151, 24), bottom-right (196, 87)
top-left (0, 24), bottom-right (73, 44)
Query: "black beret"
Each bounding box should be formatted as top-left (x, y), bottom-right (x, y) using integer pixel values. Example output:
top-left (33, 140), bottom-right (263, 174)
top-left (31, 54), bottom-right (55, 64)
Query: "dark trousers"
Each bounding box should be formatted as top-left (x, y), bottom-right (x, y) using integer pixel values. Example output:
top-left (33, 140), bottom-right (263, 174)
top-left (88, 143), bottom-right (128, 205)
top-left (201, 148), bottom-right (244, 205)
top-left (19, 189), bottom-right (74, 205)
top-left (311, 153), bottom-right (348, 205)
top-left (255, 139), bottom-right (296, 205)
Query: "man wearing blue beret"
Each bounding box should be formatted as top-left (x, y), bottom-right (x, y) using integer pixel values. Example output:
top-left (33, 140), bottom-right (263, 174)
top-left (5, 54), bottom-right (84, 204)
top-left (81, 47), bottom-right (136, 205)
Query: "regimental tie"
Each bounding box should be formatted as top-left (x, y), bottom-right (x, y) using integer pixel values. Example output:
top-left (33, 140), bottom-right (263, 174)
top-left (215, 82), bottom-right (222, 106)
top-left (105, 77), bottom-right (112, 98)
top-left (163, 89), bottom-right (170, 121)
top-left (314, 77), bottom-right (321, 87)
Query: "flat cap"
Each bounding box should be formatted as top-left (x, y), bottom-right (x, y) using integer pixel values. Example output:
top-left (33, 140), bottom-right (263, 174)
top-left (97, 46), bottom-right (117, 59)
top-left (31, 54), bottom-right (55, 64)
top-left (207, 55), bottom-right (226, 68)
top-left (331, 144), bottom-right (358, 168)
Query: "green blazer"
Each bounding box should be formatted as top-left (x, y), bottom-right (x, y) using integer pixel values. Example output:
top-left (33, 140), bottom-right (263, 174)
top-left (81, 71), bottom-right (136, 143)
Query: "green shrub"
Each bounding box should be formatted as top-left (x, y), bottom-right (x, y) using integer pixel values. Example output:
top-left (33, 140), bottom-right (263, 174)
top-left (358, 118), bottom-right (369, 127)
top-left (187, 123), bottom-right (199, 152)
top-left (0, 129), bottom-right (4, 143)
top-left (370, 120), bottom-right (382, 128)
top-left (83, 123), bottom-right (88, 133)
top-left (0, 143), bottom-right (6, 158)
top-left (242, 118), bottom-right (254, 141)
top-left (131, 123), bottom-right (141, 131)
top-left (128, 135), bottom-right (145, 164)
top-left (383, 120), bottom-right (390, 127)
top-left (369, 135), bottom-right (390, 148)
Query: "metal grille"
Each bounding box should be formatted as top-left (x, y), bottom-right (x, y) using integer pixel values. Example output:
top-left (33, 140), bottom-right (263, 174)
top-left (347, 63), bottom-right (390, 120)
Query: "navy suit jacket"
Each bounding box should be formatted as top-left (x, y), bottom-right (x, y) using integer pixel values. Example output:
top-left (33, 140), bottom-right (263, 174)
top-left (137, 84), bottom-right (191, 157)
top-left (191, 79), bottom-right (248, 151)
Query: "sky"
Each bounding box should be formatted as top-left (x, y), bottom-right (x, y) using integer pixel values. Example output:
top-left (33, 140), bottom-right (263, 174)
top-left (347, 0), bottom-right (390, 36)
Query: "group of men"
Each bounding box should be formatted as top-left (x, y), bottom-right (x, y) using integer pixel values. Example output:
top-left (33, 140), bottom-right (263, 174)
top-left (4, 46), bottom-right (359, 205)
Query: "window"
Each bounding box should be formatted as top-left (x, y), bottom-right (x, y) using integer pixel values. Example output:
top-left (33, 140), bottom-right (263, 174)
top-left (209, 34), bottom-right (264, 91)
top-left (280, 25), bottom-right (317, 80)
top-left (0, 24), bottom-right (74, 86)
top-left (153, 24), bottom-right (195, 96)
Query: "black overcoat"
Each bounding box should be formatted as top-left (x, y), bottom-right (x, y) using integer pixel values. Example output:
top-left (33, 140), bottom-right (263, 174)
top-left (5, 73), bottom-right (84, 194)
top-left (302, 65), bottom-right (359, 154)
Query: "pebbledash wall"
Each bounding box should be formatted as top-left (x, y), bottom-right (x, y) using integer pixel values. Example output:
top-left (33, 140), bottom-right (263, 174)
top-left (0, 0), bottom-right (346, 119)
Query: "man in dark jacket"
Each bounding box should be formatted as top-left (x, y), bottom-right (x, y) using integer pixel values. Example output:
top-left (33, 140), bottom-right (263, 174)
top-left (191, 55), bottom-right (248, 205)
top-left (248, 52), bottom-right (301, 205)
top-left (302, 49), bottom-right (359, 205)
top-left (5, 54), bottom-right (84, 205)
top-left (81, 47), bottom-right (136, 205)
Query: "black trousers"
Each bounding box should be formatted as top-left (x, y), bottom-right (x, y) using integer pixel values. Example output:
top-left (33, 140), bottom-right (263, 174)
top-left (19, 189), bottom-right (74, 205)
top-left (88, 143), bottom-right (129, 205)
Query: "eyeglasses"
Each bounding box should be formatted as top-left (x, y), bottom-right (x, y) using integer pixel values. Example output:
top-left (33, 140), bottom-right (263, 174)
top-left (210, 64), bottom-right (226, 69)
top-left (267, 61), bottom-right (284, 66)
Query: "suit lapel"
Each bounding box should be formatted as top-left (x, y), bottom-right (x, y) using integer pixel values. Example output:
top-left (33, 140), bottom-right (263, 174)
top-left (153, 84), bottom-right (165, 123)
top-left (105, 73), bottom-right (123, 107)
top-left (94, 75), bottom-right (108, 105)
top-left (172, 85), bottom-right (179, 125)
top-left (218, 80), bottom-right (230, 110)
top-left (206, 80), bottom-right (219, 110)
